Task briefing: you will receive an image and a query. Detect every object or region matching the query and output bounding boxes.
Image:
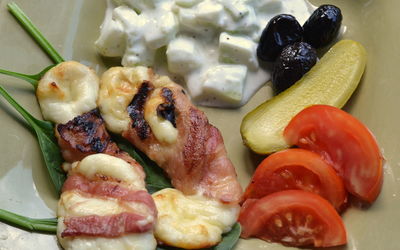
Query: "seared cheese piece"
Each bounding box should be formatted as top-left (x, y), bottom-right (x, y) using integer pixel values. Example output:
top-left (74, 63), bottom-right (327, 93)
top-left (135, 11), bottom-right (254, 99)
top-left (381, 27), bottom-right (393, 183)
top-left (152, 188), bottom-right (239, 249)
top-left (98, 66), bottom-right (151, 134)
top-left (98, 66), bottom-right (178, 143)
top-left (144, 88), bottom-right (178, 144)
top-left (57, 154), bottom-right (156, 250)
top-left (73, 153), bottom-right (145, 189)
top-left (57, 219), bottom-right (156, 250)
top-left (36, 61), bottom-right (99, 124)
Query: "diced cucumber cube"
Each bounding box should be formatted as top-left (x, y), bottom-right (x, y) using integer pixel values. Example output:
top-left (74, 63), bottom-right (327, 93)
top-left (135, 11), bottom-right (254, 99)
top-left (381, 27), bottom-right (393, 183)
top-left (219, 32), bottom-right (258, 70)
top-left (202, 64), bottom-right (247, 104)
top-left (218, 0), bottom-right (249, 20)
top-left (122, 37), bottom-right (155, 66)
top-left (257, 0), bottom-right (282, 12)
top-left (145, 12), bottom-right (178, 49)
top-left (166, 37), bottom-right (203, 74)
top-left (195, 1), bottom-right (225, 27)
top-left (175, 0), bottom-right (202, 7)
top-left (95, 6), bottom-right (126, 57)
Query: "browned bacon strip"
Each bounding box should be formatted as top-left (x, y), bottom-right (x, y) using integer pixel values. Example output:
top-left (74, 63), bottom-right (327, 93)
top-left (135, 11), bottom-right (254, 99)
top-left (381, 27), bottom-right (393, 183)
top-left (62, 174), bottom-right (156, 209)
top-left (55, 109), bottom-right (142, 173)
top-left (62, 212), bottom-right (153, 237)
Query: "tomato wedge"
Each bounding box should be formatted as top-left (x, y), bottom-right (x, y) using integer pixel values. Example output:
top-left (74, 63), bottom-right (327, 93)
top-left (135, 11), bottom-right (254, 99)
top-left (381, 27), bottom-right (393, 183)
top-left (284, 105), bottom-right (383, 203)
top-left (242, 148), bottom-right (347, 211)
top-left (239, 190), bottom-right (347, 247)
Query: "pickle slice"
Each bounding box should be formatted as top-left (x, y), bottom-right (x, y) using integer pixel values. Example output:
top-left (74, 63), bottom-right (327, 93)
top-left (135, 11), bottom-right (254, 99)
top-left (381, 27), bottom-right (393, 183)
top-left (240, 40), bottom-right (367, 154)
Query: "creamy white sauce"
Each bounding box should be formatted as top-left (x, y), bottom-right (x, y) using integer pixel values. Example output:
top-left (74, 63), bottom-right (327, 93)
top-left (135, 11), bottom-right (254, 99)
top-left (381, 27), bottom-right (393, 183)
top-left (96, 0), bottom-right (315, 108)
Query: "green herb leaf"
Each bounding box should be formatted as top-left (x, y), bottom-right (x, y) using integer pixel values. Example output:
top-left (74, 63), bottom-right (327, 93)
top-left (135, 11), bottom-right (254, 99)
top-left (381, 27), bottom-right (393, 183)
top-left (212, 223), bottom-right (241, 250)
top-left (157, 223), bottom-right (241, 250)
top-left (0, 85), bottom-right (66, 194)
top-left (7, 2), bottom-right (64, 64)
top-left (113, 136), bottom-right (172, 193)
top-left (0, 209), bottom-right (57, 234)
top-left (0, 65), bottom-right (55, 89)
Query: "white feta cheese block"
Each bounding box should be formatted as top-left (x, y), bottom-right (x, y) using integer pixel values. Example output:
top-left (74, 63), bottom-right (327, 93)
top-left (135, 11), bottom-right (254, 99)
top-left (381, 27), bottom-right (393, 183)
top-left (95, 2), bottom-right (126, 57)
top-left (202, 64), bottom-right (247, 105)
top-left (195, 1), bottom-right (225, 27)
top-left (144, 12), bottom-right (178, 50)
top-left (174, 0), bottom-right (201, 7)
top-left (166, 36), bottom-right (203, 75)
top-left (219, 32), bottom-right (259, 70)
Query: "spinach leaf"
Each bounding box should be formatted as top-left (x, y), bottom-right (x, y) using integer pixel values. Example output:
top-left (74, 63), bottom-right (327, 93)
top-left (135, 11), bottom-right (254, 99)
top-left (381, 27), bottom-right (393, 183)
top-left (0, 209), bottom-right (57, 234)
top-left (0, 65), bottom-right (55, 89)
top-left (113, 135), bottom-right (172, 193)
top-left (157, 223), bottom-right (242, 250)
top-left (0, 85), bottom-right (65, 194)
top-left (7, 2), bottom-right (64, 64)
top-left (212, 223), bottom-right (241, 250)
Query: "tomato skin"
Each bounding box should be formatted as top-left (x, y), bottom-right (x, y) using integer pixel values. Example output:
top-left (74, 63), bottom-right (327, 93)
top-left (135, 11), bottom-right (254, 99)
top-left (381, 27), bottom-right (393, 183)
top-left (242, 148), bottom-right (347, 211)
top-left (284, 105), bottom-right (383, 203)
top-left (239, 190), bottom-right (347, 247)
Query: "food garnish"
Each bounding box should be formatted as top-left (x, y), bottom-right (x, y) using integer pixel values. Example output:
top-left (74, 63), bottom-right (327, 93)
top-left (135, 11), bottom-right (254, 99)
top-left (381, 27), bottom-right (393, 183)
top-left (96, 0), bottom-right (315, 107)
top-left (257, 14), bottom-right (303, 62)
top-left (0, 65), bottom-right (54, 89)
top-left (272, 41), bottom-right (317, 93)
top-left (0, 209), bottom-right (57, 233)
top-left (7, 2), bottom-right (64, 64)
top-left (241, 39), bottom-right (367, 154)
top-left (97, 66), bottom-right (243, 204)
top-left (239, 190), bottom-right (347, 247)
top-left (241, 148), bottom-right (347, 211)
top-left (284, 105), bottom-right (383, 203)
top-left (0, 86), bottom-right (66, 193)
top-left (0, 3), bottom-right (242, 249)
top-left (303, 5), bottom-right (343, 48)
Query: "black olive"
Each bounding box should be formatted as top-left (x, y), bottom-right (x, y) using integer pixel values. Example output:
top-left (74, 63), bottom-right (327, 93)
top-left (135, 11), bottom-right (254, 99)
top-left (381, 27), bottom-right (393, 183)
top-left (303, 5), bottom-right (342, 49)
top-left (272, 42), bottom-right (317, 93)
top-left (257, 14), bottom-right (303, 62)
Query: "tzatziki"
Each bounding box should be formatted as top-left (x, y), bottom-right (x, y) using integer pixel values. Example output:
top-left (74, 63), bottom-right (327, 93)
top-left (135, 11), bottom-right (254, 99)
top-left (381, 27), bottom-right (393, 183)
top-left (96, 0), bottom-right (315, 108)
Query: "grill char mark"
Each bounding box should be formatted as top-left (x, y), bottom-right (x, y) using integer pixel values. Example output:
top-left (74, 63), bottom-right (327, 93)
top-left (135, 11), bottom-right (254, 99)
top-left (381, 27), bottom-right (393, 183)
top-left (57, 109), bottom-right (108, 154)
top-left (127, 81), bottom-right (153, 140)
top-left (157, 87), bottom-right (176, 127)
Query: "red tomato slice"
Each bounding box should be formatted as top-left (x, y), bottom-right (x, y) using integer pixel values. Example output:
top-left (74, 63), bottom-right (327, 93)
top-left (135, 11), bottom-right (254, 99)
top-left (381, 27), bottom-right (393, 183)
top-left (239, 190), bottom-right (347, 247)
top-left (242, 148), bottom-right (347, 211)
top-left (284, 105), bottom-right (383, 203)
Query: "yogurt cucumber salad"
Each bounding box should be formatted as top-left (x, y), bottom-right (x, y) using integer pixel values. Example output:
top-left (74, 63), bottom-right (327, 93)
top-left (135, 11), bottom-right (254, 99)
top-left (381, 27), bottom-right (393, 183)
top-left (95, 0), bottom-right (315, 108)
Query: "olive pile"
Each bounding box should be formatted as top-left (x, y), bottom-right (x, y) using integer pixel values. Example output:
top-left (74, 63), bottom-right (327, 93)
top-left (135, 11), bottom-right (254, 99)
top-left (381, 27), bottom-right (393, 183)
top-left (257, 5), bottom-right (342, 93)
